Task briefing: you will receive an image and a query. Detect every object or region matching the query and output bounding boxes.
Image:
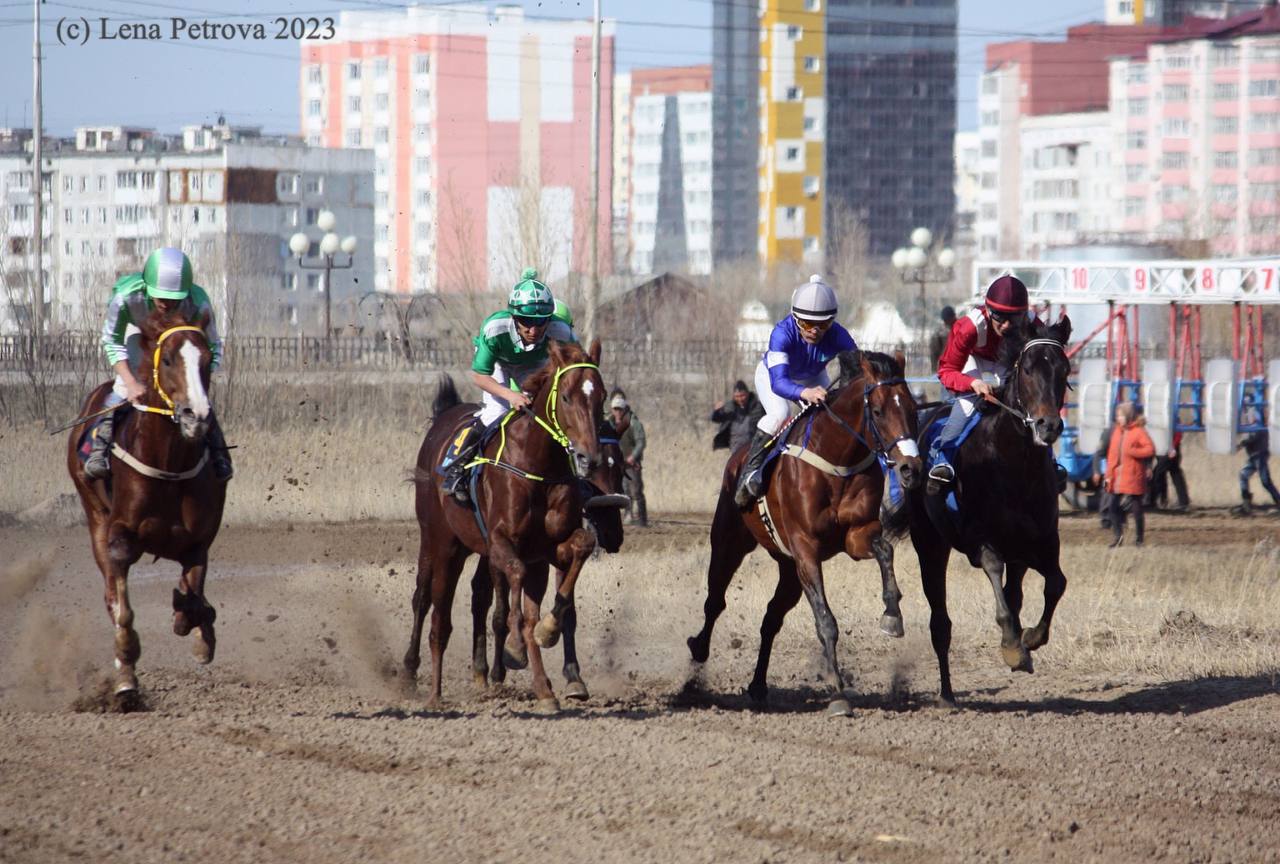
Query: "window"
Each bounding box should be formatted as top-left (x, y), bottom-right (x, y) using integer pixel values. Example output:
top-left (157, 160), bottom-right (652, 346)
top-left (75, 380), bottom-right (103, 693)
top-left (375, 93), bottom-right (389, 110)
top-left (141, 171), bottom-right (155, 190)
top-left (802, 116), bottom-right (816, 132)
top-left (1128, 98), bottom-right (1147, 115)
top-left (97, 175), bottom-right (106, 191)
top-left (980, 172), bottom-right (996, 189)
top-left (62, 208), bottom-right (72, 224)
top-left (347, 95), bottom-right (361, 113)
top-left (374, 57), bottom-right (389, 78)
top-left (784, 206), bottom-right (798, 221)
top-left (414, 157), bottom-right (431, 174)
top-left (1127, 64), bottom-right (1147, 84)
top-left (283, 208), bottom-right (298, 227)
top-left (97, 207), bottom-right (108, 224)
top-left (1125, 164), bottom-right (1144, 182)
top-left (1124, 197), bottom-right (1144, 217)
top-left (981, 140), bottom-right (997, 158)
top-left (1214, 82), bottom-right (1239, 100)
top-left (414, 88), bottom-right (430, 107)
top-left (346, 128), bottom-right (363, 147)
top-left (1127, 131), bottom-right (1147, 150)
top-left (414, 53), bottom-right (430, 75)
top-left (1250, 113), bottom-right (1280, 133)
top-left (805, 0), bottom-right (820, 9)
top-left (305, 176), bottom-right (323, 195)
top-left (282, 273), bottom-right (297, 291)
top-left (375, 127), bottom-right (390, 144)
top-left (1249, 79), bottom-right (1280, 98)
top-left (1214, 151), bottom-right (1238, 169)
top-left (785, 86), bottom-right (801, 101)
top-left (9, 204), bottom-right (30, 221)
top-left (785, 146), bottom-right (799, 161)
top-left (803, 56), bottom-right (820, 72)
top-left (307, 273), bottom-right (320, 290)
top-left (1163, 52), bottom-right (1191, 70)
top-left (307, 99), bottom-right (322, 117)
top-left (306, 65), bottom-right (322, 85)
top-left (81, 207), bottom-right (90, 224)
top-left (307, 133), bottom-right (322, 146)
top-left (803, 175), bottom-right (819, 196)
top-left (1213, 116), bottom-right (1238, 134)
top-left (376, 224), bottom-right (389, 241)
top-left (415, 222), bottom-right (430, 239)
top-left (414, 124), bottom-right (430, 140)
top-left (982, 76), bottom-right (998, 95)
top-left (1211, 45), bottom-right (1240, 67)
top-left (278, 173), bottom-right (299, 195)
top-left (415, 190), bottom-right (431, 206)
top-left (1249, 149), bottom-right (1280, 167)
top-left (786, 25), bottom-right (801, 40)
top-left (347, 61), bottom-right (361, 80)
top-left (1162, 152), bottom-right (1189, 170)
top-left (190, 207), bottom-right (199, 224)
top-left (64, 240), bottom-right (73, 256)
top-left (1164, 117), bottom-right (1190, 136)
top-left (1163, 84), bottom-right (1189, 101)
top-left (375, 191), bottom-right (389, 209)
top-left (1212, 184), bottom-right (1238, 202)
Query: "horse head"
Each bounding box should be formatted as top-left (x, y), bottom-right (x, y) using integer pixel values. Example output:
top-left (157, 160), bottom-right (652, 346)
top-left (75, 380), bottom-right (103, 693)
top-left (833, 349), bottom-right (923, 490)
top-left (532, 338), bottom-right (606, 478)
top-left (999, 315), bottom-right (1073, 447)
top-left (139, 308), bottom-right (213, 442)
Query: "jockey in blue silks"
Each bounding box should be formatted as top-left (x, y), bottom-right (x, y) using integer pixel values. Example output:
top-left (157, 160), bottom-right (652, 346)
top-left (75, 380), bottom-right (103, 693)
top-left (734, 274), bottom-right (858, 508)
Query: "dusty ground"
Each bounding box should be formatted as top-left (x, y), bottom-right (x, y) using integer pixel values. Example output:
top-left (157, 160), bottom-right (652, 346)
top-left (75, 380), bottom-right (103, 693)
top-left (3, 510), bottom-right (1280, 863)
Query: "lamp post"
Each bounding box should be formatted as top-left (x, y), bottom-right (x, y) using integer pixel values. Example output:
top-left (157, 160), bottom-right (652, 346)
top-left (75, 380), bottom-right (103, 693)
top-left (289, 210), bottom-right (357, 348)
top-left (892, 227), bottom-right (955, 367)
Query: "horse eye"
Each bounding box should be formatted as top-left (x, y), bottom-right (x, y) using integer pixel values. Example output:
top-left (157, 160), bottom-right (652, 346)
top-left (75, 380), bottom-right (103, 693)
top-left (872, 407), bottom-right (883, 418)
top-left (162, 357), bottom-right (171, 367)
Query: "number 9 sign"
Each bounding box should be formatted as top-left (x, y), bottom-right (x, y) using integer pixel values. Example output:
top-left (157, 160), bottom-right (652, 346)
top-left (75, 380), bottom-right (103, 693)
top-left (1131, 266), bottom-right (1148, 294)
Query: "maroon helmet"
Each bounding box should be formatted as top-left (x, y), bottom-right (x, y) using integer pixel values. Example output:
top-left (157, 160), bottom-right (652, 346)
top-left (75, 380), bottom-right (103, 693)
top-left (985, 275), bottom-right (1029, 314)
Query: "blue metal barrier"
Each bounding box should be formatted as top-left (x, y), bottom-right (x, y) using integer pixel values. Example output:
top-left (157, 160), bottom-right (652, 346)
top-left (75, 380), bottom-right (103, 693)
top-left (1174, 379), bottom-right (1205, 432)
top-left (1238, 376), bottom-right (1268, 433)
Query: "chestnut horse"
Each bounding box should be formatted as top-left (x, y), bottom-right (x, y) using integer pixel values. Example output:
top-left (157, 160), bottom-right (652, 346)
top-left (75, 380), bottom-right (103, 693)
top-left (688, 351), bottom-right (923, 715)
top-left (889, 317), bottom-right (1073, 706)
top-left (404, 340), bottom-right (606, 712)
top-left (66, 308), bottom-right (225, 706)
top-left (465, 427), bottom-right (629, 701)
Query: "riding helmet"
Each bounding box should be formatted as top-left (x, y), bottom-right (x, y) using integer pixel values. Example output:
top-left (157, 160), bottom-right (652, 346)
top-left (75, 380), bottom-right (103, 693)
top-left (142, 247), bottom-right (193, 300)
top-left (791, 274), bottom-right (838, 322)
top-left (508, 267), bottom-right (555, 319)
top-left (985, 275), bottom-right (1029, 313)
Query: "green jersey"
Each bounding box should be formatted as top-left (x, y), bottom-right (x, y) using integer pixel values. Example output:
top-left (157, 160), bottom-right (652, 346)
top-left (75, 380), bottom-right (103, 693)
top-left (471, 308), bottom-right (576, 376)
top-left (101, 274), bottom-right (221, 370)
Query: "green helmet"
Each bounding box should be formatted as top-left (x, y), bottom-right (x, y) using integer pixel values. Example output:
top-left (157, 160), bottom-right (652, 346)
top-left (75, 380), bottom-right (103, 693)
top-left (142, 247), bottom-right (193, 300)
top-left (508, 267), bottom-right (554, 319)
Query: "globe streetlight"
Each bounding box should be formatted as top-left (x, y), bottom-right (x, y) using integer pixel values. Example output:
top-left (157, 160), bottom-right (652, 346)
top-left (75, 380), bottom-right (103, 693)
top-left (893, 226), bottom-right (954, 368)
top-left (289, 210), bottom-right (358, 348)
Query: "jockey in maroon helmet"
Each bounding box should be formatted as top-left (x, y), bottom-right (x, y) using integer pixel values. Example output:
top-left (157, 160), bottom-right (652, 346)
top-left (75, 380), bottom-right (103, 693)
top-left (925, 275), bottom-right (1030, 494)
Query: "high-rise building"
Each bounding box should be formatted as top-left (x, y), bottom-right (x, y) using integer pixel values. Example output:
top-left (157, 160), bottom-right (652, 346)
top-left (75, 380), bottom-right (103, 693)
top-left (712, 0), bottom-right (760, 267)
top-left (1106, 0), bottom-right (1272, 27)
top-left (612, 72), bottom-right (633, 274)
top-left (628, 66), bottom-right (713, 275)
top-left (302, 4), bottom-right (614, 294)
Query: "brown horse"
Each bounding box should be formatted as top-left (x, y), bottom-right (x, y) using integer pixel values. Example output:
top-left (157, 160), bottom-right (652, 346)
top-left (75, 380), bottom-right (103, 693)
top-left (465, 427), bottom-right (629, 700)
top-left (404, 340), bottom-right (607, 712)
top-left (66, 307), bottom-right (225, 706)
top-left (687, 351), bottom-right (923, 715)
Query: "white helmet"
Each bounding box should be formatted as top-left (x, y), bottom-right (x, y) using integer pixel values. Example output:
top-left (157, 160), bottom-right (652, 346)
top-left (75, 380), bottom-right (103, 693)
top-left (791, 274), bottom-right (838, 322)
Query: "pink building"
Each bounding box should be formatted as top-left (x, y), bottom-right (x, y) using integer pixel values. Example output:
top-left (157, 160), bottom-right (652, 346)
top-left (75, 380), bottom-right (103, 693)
top-left (301, 4), bottom-right (614, 294)
top-left (1110, 6), bottom-right (1280, 256)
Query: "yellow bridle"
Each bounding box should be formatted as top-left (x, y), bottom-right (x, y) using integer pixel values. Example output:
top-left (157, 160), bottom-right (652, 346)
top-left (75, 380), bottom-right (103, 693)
top-left (134, 325), bottom-right (206, 418)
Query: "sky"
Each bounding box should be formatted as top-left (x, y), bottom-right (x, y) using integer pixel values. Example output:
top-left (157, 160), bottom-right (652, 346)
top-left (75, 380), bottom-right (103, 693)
top-left (0, 0), bottom-right (1104, 136)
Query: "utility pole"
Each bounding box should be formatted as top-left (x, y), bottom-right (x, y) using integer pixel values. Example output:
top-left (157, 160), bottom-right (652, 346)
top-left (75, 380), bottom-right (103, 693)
top-left (584, 0), bottom-right (601, 343)
top-left (32, 0), bottom-right (45, 345)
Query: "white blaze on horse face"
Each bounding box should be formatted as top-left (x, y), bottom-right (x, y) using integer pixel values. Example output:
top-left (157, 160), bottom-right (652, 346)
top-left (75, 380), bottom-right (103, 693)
top-left (896, 438), bottom-right (920, 458)
top-left (179, 341), bottom-right (211, 420)
top-left (582, 379), bottom-right (595, 398)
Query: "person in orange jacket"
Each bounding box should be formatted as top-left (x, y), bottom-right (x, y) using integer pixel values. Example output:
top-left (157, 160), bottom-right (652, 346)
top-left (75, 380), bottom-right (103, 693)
top-left (1105, 402), bottom-right (1156, 547)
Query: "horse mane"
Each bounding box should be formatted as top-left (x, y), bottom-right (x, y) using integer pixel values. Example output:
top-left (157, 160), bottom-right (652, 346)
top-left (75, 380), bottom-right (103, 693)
top-left (520, 340), bottom-right (593, 398)
top-left (138, 305), bottom-right (205, 346)
top-left (831, 349), bottom-right (901, 391)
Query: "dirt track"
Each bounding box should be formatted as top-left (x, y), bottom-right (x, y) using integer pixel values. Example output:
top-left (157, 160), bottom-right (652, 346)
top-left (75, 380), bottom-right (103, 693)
top-left (3, 512), bottom-right (1280, 863)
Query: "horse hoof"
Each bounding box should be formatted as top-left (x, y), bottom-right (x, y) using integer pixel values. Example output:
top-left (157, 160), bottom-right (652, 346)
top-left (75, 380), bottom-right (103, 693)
top-left (473, 671), bottom-right (490, 690)
top-left (1001, 643), bottom-right (1034, 673)
top-left (827, 697), bottom-right (853, 717)
top-left (534, 697), bottom-right (560, 715)
top-left (879, 614), bottom-right (905, 638)
top-left (502, 646), bottom-right (528, 671)
top-left (1020, 626), bottom-right (1047, 651)
top-left (563, 680), bottom-right (589, 701)
top-left (191, 626), bottom-right (216, 665)
top-left (687, 635), bottom-right (709, 665)
top-left (172, 611), bottom-right (193, 637)
top-left (112, 687), bottom-right (143, 714)
top-left (533, 614), bottom-right (561, 649)
top-left (935, 693), bottom-right (959, 710)
top-left (399, 672), bottom-right (418, 697)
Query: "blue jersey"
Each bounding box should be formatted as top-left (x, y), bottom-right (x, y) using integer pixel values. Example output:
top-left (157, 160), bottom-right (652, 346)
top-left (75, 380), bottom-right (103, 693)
top-left (764, 316), bottom-right (857, 401)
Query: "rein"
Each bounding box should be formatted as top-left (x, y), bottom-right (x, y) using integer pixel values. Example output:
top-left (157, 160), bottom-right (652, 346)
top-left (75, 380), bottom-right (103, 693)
top-left (812, 374), bottom-right (918, 471)
top-left (466, 361), bottom-right (601, 483)
top-left (133, 325), bottom-right (206, 419)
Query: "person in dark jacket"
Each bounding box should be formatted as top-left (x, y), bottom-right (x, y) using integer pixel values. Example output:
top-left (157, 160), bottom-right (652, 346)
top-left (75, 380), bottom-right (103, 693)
top-left (1146, 430), bottom-right (1190, 512)
top-left (609, 391), bottom-right (648, 527)
top-left (928, 305), bottom-right (957, 371)
top-left (710, 380), bottom-right (765, 453)
top-left (1234, 426), bottom-right (1280, 516)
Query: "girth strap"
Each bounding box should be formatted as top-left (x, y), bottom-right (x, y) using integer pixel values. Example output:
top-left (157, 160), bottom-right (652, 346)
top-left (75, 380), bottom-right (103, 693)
top-left (781, 444), bottom-right (877, 478)
top-left (111, 443), bottom-right (208, 481)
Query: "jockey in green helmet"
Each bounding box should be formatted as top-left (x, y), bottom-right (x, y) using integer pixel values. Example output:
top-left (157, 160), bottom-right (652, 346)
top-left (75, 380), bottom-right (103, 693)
top-left (439, 267), bottom-right (577, 504)
top-left (84, 247), bottom-right (233, 482)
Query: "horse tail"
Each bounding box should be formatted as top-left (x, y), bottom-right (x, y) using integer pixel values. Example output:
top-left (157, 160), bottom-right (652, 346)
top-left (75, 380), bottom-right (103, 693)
top-left (431, 373), bottom-right (460, 419)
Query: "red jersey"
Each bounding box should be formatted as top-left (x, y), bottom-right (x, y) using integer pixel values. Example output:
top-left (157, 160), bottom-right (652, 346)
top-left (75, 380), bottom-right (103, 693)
top-left (937, 307), bottom-right (1005, 394)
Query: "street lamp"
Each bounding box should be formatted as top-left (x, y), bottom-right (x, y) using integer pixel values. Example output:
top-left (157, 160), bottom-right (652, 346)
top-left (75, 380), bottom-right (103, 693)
top-left (893, 227), bottom-right (954, 365)
top-left (289, 209), bottom-right (357, 344)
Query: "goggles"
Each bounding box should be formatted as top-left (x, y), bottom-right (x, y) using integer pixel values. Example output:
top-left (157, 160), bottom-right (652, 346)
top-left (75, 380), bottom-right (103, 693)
top-left (793, 315), bottom-right (834, 334)
top-left (987, 308), bottom-right (1017, 324)
top-left (514, 315), bottom-right (550, 329)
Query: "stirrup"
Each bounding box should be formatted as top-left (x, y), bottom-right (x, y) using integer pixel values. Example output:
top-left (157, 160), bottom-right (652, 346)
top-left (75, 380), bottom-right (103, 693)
top-left (926, 463), bottom-right (953, 496)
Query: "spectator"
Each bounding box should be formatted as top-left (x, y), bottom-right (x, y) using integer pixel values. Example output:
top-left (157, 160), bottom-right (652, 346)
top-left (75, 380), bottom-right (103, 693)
top-left (609, 391), bottom-right (647, 527)
top-left (928, 305), bottom-right (957, 371)
top-left (1146, 430), bottom-right (1190, 512)
top-left (1104, 402), bottom-right (1156, 548)
top-left (1092, 423), bottom-right (1114, 529)
top-left (1233, 423), bottom-right (1280, 517)
top-left (710, 380), bottom-right (766, 453)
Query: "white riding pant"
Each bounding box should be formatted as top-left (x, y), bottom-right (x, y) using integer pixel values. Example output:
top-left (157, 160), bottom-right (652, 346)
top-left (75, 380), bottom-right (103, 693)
top-left (754, 360), bottom-right (830, 436)
top-left (478, 360), bottom-right (546, 426)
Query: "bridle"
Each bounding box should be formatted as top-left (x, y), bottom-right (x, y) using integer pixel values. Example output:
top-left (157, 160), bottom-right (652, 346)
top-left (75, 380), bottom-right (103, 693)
top-left (817, 374), bottom-right (919, 468)
top-left (989, 337), bottom-right (1068, 430)
top-left (133, 325), bottom-right (207, 421)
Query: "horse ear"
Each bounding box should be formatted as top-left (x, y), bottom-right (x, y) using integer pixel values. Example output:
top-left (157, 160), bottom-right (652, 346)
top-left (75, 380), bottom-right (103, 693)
top-left (138, 312), bottom-right (164, 345)
top-left (858, 351), bottom-right (875, 380)
top-left (1051, 315), bottom-right (1073, 345)
top-left (588, 337), bottom-right (602, 366)
top-left (893, 350), bottom-right (906, 376)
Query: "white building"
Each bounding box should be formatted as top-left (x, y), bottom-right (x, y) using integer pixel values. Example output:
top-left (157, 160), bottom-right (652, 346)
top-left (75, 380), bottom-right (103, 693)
top-left (613, 72), bottom-right (632, 274)
top-left (1019, 112), bottom-right (1113, 255)
top-left (1, 127), bottom-right (374, 335)
top-left (953, 131), bottom-right (980, 257)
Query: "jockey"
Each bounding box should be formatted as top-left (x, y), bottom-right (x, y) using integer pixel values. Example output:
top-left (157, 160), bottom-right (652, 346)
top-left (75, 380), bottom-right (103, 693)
top-left (734, 274), bottom-right (857, 508)
top-left (925, 274), bottom-right (1029, 493)
top-left (440, 267), bottom-right (577, 503)
top-left (84, 247), bottom-right (232, 481)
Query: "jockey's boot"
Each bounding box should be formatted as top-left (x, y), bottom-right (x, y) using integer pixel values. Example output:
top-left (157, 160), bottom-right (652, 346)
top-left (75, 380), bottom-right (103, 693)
top-left (83, 412), bottom-right (116, 480)
top-left (734, 430), bottom-right (773, 509)
top-left (441, 420), bottom-right (483, 505)
top-left (926, 460), bottom-right (955, 496)
top-left (206, 412), bottom-right (233, 481)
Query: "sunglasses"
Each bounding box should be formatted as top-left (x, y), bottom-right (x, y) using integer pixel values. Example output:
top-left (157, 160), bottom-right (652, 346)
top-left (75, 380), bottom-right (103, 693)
top-left (988, 310), bottom-right (1014, 324)
top-left (793, 315), bottom-right (834, 334)
top-left (514, 316), bottom-right (548, 329)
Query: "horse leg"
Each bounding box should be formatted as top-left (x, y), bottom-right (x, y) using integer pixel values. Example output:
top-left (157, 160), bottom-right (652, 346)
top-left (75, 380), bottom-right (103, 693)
top-left (425, 545), bottom-right (468, 709)
top-left (489, 572), bottom-right (510, 683)
top-left (870, 534), bottom-right (905, 638)
top-left (101, 523), bottom-right (142, 700)
top-left (746, 559), bottom-right (802, 705)
top-left (489, 534), bottom-right (530, 672)
top-left (470, 558), bottom-right (492, 689)
top-left (401, 538), bottom-right (434, 691)
top-left (556, 566), bottom-right (589, 701)
top-left (912, 530), bottom-right (956, 707)
top-left (535, 527), bottom-right (594, 649)
top-left (519, 561), bottom-right (559, 712)
top-left (173, 549), bottom-right (216, 665)
top-left (688, 491), bottom-right (757, 664)
top-left (1003, 563), bottom-right (1028, 637)
top-left (980, 546), bottom-right (1033, 673)
top-left (1022, 562), bottom-right (1067, 651)
top-left (795, 549), bottom-right (852, 716)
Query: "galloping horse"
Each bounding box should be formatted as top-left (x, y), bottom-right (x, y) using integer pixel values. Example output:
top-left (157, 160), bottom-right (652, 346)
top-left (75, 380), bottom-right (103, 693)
top-left (66, 308), bottom-right (225, 706)
top-left (892, 317), bottom-right (1072, 705)
top-left (688, 351), bottom-right (923, 715)
top-left (404, 340), bottom-right (606, 712)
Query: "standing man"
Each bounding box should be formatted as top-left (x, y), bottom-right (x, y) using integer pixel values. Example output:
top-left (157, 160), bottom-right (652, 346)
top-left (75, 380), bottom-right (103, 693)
top-left (1146, 430), bottom-right (1190, 512)
top-left (928, 305), bottom-right (957, 371)
top-left (1234, 421), bottom-right (1280, 516)
top-left (710, 380), bottom-right (765, 453)
top-left (610, 391), bottom-right (648, 527)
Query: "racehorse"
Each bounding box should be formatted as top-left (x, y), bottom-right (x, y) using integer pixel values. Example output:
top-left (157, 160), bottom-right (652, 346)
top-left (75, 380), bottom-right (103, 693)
top-left (464, 426), bottom-right (628, 701)
top-left (404, 340), bottom-right (607, 712)
top-left (891, 316), bottom-right (1072, 706)
top-left (66, 307), bottom-right (225, 706)
top-left (687, 351), bottom-right (923, 715)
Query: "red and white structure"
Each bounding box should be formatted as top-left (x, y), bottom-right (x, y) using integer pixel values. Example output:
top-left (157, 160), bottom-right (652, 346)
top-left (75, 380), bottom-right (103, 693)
top-left (301, 4), bottom-right (615, 294)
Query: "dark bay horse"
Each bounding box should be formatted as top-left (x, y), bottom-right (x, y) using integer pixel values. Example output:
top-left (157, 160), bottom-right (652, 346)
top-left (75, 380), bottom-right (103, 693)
top-left (66, 308), bottom-right (225, 705)
top-left (405, 340), bottom-right (607, 712)
top-left (688, 351), bottom-right (923, 715)
top-left (891, 317), bottom-right (1073, 705)
top-left (465, 427), bottom-right (628, 701)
